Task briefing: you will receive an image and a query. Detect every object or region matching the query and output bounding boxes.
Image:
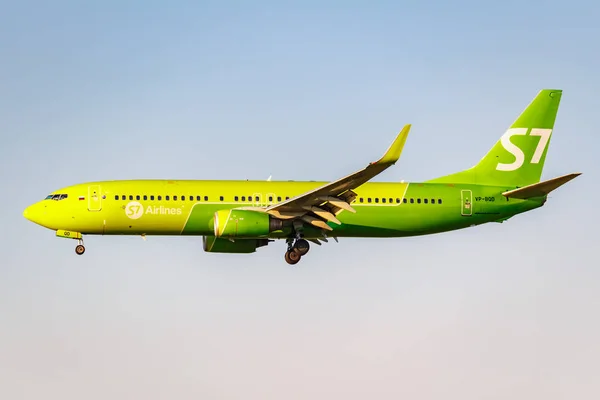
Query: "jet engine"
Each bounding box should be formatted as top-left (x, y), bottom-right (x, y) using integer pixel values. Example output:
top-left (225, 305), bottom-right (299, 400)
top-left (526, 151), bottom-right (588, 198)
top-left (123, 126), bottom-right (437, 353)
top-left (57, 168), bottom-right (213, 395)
top-left (202, 236), bottom-right (270, 253)
top-left (213, 209), bottom-right (283, 238)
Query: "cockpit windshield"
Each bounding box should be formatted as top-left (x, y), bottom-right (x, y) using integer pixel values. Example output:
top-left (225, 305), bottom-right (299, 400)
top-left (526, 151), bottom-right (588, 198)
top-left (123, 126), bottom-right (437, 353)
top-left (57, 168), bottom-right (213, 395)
top-left (44, 194), bottom-right (68, 201)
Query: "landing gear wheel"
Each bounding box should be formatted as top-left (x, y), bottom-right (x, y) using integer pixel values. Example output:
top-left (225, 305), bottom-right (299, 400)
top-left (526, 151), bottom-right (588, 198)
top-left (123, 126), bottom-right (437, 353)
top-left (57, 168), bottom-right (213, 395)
top-left (75, 244), bottom-right (85, 255)
top-left (285, 250), bottom-right (301, 265)
top-left (294, 239), bottom-right (310, 256)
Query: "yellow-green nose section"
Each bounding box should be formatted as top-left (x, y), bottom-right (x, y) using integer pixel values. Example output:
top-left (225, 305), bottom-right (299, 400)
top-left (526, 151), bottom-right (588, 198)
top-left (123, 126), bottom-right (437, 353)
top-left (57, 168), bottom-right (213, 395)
top-left (23, 205), bottom-right (32, 220)
top-left (23, 203), bottom-right (43, 225)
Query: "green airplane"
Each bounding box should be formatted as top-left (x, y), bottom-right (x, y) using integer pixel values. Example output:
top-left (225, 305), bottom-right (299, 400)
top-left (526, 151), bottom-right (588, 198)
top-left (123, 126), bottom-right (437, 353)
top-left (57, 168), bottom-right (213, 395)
top-left (23, 89), bottom-right (580, 264)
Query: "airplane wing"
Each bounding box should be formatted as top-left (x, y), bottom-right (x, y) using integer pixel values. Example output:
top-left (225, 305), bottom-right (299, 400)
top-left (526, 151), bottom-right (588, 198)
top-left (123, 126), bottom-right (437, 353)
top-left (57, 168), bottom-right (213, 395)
top-left (264, 124), bottom-right (411, 233)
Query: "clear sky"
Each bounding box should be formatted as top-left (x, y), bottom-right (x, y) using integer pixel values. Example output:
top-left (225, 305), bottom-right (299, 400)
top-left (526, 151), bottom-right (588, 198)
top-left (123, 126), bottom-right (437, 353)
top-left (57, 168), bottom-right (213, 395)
top-left (1, 1), bottom-right (598, 399)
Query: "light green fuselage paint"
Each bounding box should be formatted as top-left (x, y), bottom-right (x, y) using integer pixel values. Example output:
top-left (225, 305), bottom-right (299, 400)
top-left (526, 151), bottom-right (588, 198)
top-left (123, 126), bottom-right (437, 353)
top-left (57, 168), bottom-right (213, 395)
top-left (23, 89), bottom-right (577, 260)
top-left (27, 179), bottom-right (543, 239)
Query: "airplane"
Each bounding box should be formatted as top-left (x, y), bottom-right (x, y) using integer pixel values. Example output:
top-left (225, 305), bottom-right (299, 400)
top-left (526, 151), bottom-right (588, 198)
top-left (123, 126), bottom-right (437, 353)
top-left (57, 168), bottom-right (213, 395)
top-left (23, 89), bottom-right (581, 265)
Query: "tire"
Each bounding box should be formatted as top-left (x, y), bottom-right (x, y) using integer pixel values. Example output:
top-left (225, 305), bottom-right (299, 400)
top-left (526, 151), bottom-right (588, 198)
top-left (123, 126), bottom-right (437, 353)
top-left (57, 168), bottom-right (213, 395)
top-left (294, 239), bottom-right (310, 256)
top-left (285, 250), bottom-right (301, 265)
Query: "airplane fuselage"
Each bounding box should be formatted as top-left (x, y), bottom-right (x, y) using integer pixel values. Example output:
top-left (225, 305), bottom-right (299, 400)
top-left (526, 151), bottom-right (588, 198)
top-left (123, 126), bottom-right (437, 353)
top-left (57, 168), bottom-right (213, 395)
top-left (22, 90), bottom-right (574, 263)
top-left (23, 179), bottom-right (542, 239)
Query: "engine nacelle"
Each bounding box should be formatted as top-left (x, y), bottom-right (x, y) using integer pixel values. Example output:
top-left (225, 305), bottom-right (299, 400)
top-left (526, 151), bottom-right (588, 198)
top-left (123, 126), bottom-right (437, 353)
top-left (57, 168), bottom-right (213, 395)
top-left (213, 209), bottom-right (283, 238)
top-left (202, 236), bottom-right (270, 253)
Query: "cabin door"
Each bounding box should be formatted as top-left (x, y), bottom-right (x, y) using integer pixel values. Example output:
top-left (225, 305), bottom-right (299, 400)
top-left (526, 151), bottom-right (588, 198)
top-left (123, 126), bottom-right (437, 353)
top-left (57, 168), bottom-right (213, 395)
top-left (461, 190), bottom-right (473, 216)
top-left (88, 185), bottom-right (102, 211)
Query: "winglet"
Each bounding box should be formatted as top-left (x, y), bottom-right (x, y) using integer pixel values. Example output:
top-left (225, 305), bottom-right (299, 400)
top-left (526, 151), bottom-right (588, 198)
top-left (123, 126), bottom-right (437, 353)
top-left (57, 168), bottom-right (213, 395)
top-left (372, 124), bottom-right (411, 165)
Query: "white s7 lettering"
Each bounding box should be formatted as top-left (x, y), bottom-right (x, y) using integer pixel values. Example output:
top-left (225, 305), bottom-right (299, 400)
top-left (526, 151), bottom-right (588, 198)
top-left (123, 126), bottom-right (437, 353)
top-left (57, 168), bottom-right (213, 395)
top-left (496, 128), bottom-right (553, 171)
top-left (529, 128), bottom-right (552, 164)
top-left (496, 128), bottom-right (528, 171)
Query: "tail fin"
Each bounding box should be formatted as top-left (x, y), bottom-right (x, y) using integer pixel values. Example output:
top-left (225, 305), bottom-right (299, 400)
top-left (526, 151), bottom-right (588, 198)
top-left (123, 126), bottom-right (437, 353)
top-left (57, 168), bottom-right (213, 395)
top-left (428, 89), bottom-right (562, 187)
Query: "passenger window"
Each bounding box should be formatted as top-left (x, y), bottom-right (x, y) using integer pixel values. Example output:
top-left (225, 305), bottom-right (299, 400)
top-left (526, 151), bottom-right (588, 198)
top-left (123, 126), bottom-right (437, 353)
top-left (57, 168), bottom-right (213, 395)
top-left (255, 196), bottom-right (259, 201)
top-left (241, 196), bottom-right (246, 201)
top-left (204, 196), bottom-right (208, 201)
top-left (158, 195), bottom-right (162, 201)
top-left (424, 199), bottom-right (428, 204)
top-left (368, 198), bottom-right (372, 203)
top-left (375, 198), bottom-right (379, 203)
top-left (122, 195), bottom-right (126, 200)
top-left (136, 195), bottom-right (140, 200)
top-left (438, 199), bottom-right (442, 204)
top-left (417, 198), bottom-right (421, 204)
top-left (181, 196), bottom-right (185, 201)
top-left (382, 198), bottom-right (386, 203)
top-left (143, 195), bottom-right (148, 201)
top-left (129, 195), bottom-right (133, 200)
top-left (277, 196), bottom-right (282, 202)
top-left (410, 198), bottom-right (414, 204)
top-left (114, 195), bottom-right (119, 200)
top-left (150, 195), bottom-right (155, 200)
top-left (389, 198), bottom-right (393, 203)
top-left (403, 198), bottom-right (407, 203)
top-left (166, 195), bottom-right (170, 201)
top-left (431, 198), bottom-right (435, 204)
top-left (268, 196), bottom-right (273, 202)
top-left (359, 198), bottom-right (364, 203)
top-left (234, 196), bottom-right (239, 201)
top-left (286, 196), bottom-right (290, 200)
top-left (220, 196), bottom-right (224, 201)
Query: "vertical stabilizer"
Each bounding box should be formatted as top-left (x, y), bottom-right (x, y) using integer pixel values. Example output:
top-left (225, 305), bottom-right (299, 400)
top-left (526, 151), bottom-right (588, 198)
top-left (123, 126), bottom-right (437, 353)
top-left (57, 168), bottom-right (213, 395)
top-left (428, 89), bottom-right (562, 186)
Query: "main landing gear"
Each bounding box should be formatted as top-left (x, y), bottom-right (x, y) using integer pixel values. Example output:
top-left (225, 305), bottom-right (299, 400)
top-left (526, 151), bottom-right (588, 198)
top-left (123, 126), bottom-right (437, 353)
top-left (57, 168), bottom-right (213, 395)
top-left (284, 238), bottom-right (310, 265)
top-left (75, 239), bottom-right (85, 255)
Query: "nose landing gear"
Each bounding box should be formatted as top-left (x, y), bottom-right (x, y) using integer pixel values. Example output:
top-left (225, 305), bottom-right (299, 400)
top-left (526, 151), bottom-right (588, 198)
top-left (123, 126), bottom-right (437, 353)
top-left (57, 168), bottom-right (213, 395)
top-left (55, 230), bottom-right (86, 256)
top-left (75, 239), bottom-right (85, 255)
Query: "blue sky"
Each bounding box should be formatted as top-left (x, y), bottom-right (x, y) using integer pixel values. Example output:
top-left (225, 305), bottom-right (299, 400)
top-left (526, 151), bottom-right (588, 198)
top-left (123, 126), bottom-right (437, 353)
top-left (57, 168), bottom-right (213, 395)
top-left (1, 1), bottom-right (598, 399)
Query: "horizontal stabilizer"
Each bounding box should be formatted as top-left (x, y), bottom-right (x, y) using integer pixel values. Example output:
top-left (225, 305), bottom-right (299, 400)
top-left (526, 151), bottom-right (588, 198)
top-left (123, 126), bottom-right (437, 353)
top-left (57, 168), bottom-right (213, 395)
top-left (502, 173), bottom-right (581, 199)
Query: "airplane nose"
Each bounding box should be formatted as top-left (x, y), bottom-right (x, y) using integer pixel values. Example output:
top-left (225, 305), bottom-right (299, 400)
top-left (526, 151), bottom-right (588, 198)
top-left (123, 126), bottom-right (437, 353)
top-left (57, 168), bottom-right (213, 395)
top-left (23, 205), bottom-right (32, 221)
top-left (23, 203), bottom-right (45, 225)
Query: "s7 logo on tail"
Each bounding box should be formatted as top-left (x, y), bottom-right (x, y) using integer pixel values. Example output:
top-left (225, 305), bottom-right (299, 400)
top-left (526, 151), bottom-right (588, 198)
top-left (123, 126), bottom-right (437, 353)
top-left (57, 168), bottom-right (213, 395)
top-left (496, 128), bottom-right (552, 171)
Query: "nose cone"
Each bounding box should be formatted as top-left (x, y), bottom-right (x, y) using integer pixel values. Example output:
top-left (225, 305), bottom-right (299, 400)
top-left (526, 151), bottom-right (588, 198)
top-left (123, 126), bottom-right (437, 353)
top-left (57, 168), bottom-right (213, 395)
top-left (23, 203), bottom-right (45, 226)
top-left (23, 205), bottom-right (33, 220)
